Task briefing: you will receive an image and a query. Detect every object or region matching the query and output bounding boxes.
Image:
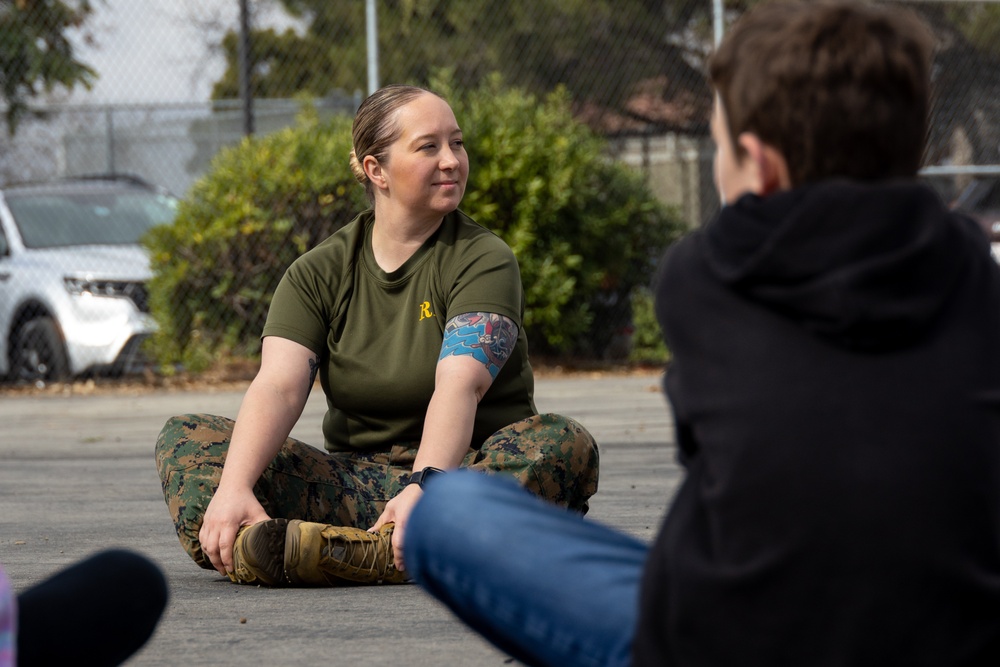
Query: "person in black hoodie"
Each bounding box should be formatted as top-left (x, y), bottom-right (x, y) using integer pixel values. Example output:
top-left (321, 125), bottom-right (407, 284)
top-left (403, 1), bottom-right (1000, 665)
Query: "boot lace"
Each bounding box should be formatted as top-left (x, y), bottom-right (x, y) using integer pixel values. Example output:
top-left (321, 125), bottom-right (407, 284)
top-left (322, 529), bottom-right (396, 582)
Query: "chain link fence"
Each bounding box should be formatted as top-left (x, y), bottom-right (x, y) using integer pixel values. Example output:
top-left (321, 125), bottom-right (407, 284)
top-left (0, 0), bottom-right (997, 385)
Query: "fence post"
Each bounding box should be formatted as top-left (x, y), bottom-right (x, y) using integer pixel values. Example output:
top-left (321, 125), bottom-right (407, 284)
top-left (713, 0), bottom-right (724, 45)
top-left (239, 0), bottom-right (255, 137)
top-left (105, 107), bottom-right (115, 175)
top-left (366, 0), bottom-right (379, 95)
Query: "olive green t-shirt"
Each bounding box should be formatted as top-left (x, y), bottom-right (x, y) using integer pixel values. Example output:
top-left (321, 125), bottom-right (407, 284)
top-left (262, 209), bottom-right (537, 452)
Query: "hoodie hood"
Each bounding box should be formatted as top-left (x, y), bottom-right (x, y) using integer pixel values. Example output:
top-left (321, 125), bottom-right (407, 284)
top-left (703, 181), bottom-right (983, 351)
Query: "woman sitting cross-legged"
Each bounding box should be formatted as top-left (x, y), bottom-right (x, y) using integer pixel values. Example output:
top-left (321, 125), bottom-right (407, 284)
top-left (154, 84), bottom-right (599, 587)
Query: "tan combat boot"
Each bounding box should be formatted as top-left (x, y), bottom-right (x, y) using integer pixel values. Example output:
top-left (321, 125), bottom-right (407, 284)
top-left (284, 520), bottom-right (409, 586)
top-left (229, 518), bottom-right (289, 586)
top-left (228, 518), bottom-right (408, 586)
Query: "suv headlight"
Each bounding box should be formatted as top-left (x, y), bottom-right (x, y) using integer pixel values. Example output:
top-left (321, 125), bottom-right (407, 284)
top-left (65, 277), bottom-right (123, 297)
top-left (64, 277), bottom-right (150, 312)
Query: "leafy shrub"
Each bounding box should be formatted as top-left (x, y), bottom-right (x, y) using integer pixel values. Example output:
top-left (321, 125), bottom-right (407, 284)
top-left (144, 107), bottom-right (366, 372)
top-left (435, 72), bottom-right (687, 355)
top-left (629, 286), bottom-right (670, 365)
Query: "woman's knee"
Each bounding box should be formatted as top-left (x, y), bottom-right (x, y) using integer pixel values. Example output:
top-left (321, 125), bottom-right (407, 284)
top-left (545, 413), bottom-right (599, 464)
top-left (154, 415), bottom-right (231, 569)
top-left (155, 414), bottom-right (204, 463)
top-left (473, 413), bottom-right (599, 511)
top-left (528, 413), bottom-right (600, 509)
top-left (155, 413), bottom-right (233, 477)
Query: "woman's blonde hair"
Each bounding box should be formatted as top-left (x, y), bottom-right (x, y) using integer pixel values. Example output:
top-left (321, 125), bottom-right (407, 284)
top-left (350, 84), bottom-right (442, 204)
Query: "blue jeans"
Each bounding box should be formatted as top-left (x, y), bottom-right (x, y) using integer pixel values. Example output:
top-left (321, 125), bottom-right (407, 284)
top-left (406, 471), bottom-right (649, 667)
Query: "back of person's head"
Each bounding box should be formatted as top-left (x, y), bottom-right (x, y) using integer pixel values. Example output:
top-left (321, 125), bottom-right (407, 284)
top-left (708, 0), bottom-right (934, 186)
top-left (350, 84), bottom-right (440, 204)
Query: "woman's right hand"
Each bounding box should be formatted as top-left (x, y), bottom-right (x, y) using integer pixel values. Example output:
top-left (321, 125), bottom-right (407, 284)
top-left (199, 484), bottom-right (271, 577)
top-left (198, 336), bottom-right (318, 577)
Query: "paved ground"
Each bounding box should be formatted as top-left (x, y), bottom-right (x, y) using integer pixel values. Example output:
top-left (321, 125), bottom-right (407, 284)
top-left (0, 373), bottom-right (682, 666)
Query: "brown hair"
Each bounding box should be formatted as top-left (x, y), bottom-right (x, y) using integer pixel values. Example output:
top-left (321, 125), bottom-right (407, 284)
top-left (708, 0), bottom-right (935, 185)
top-left (350, 84), bottom-right (441, 204)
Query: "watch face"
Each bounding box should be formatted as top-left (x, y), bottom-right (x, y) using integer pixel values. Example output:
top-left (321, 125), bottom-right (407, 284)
top-left (411, 467), bottom-right (444, 488)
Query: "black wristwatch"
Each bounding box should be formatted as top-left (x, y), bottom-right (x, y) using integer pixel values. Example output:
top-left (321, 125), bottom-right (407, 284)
top-left (406, 466), bottom-right (445, 489)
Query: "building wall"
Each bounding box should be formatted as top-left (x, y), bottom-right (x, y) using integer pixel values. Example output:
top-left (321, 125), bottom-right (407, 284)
top-left (607, 132), bottom-right (718, 229)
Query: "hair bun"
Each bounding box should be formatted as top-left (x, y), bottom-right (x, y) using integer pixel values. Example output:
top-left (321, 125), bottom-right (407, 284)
top-left (349, 149), bottom-right (367, 183)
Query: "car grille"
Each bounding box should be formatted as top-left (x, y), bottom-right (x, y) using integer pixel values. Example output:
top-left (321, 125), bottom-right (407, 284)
top-left (125, 282), bottom-right (151, 313)
top-left (97, 280), bottom-right (150, 313)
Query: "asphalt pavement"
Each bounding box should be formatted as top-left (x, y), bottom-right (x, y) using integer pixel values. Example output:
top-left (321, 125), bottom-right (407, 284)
top-left (0, 373), bottom-right (681, 666)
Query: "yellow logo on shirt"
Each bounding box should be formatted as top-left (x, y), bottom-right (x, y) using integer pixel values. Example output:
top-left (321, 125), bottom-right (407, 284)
top-left (419, 301), bottom-right (434, 321)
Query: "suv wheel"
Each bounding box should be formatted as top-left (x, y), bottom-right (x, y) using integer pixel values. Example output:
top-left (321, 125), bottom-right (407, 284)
top-left (11, 317), bottom-right (70, 385)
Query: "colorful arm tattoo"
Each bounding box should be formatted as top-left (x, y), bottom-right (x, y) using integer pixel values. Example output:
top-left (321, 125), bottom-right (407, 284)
top-left (439, 312), bottom-right (518, 380)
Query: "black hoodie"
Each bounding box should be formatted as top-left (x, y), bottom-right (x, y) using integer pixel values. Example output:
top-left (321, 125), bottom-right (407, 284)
top-left (633, 181), bottom-right (1000, 666)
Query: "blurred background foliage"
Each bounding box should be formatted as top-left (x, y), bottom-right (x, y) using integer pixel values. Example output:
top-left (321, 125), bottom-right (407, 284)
top-left (211, 0), bottom-right (712, 116)
top-left (0, 1), bottom-right (997, 381)
top-left (0, 0), bottom-right (96, 132)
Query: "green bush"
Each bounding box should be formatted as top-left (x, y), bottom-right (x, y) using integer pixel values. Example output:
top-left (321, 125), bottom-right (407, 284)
top-left (144, 107), bottom-right (366, 372)
top-left (144, 77), bottom-right (686, 371)
top-left (435, 72), bottom-right (687, 355)
top-left (629, 286), bottom-right (670, 365)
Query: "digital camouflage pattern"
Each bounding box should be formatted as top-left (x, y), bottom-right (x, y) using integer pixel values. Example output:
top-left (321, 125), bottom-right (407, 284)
top-left (155, 412), bottom-right (599, 569)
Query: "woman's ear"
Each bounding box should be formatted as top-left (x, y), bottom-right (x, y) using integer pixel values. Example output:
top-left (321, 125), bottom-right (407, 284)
top-left (738, 133), bottom-right (792, 196)
top-left (364, 155), bottom-right (387, 191)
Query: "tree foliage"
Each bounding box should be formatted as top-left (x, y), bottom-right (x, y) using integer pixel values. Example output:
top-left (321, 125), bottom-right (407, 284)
top-left (212, 0), bottom-right (708, 117)
top-left (0, 0), bottom-right (96, 133)
top-left (210, 0), bottom-right (1000, 168)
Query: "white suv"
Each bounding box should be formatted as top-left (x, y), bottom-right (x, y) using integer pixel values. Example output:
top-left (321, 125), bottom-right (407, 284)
top-left (0, 177), bottom-right (177, 385)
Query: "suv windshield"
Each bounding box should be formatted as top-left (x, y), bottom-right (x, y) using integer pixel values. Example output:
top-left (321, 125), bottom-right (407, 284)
top-left (5, 189), bottom-right (177, 249)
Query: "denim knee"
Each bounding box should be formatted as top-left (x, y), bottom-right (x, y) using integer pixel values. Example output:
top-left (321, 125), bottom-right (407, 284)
top-left (407, 471), bottom-right (511, 574)
top-left (409, 471), bottom-right (486, 540)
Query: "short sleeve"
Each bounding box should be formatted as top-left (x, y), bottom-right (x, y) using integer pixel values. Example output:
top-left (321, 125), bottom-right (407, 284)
top-left (261, 259), bottom-right (333, 354)
top-left (261, 220), bottom-right (362, 355)
top-left (445, 232), bottom-right (524, 326)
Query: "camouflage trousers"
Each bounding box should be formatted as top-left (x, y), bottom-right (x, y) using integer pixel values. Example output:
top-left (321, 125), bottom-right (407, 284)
top-left (154, 413), bottom-right (599, 570)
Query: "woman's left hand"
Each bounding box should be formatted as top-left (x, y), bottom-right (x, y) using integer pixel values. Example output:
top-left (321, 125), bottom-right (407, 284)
top-left (371, 483), bottom-right (424, 572)
top-left (371, 312), bottom-right (517, 573)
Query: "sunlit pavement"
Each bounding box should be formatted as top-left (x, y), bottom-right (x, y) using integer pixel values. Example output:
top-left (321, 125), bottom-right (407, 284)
top-left (0, 373), bottom-right (678, 666)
